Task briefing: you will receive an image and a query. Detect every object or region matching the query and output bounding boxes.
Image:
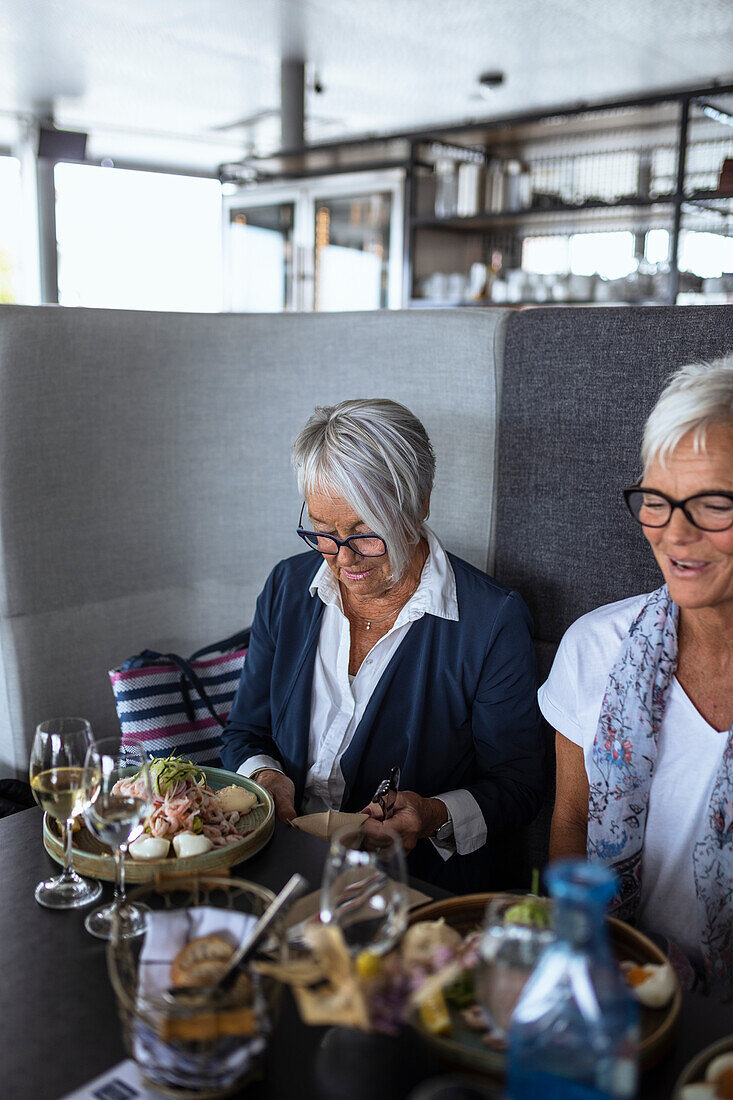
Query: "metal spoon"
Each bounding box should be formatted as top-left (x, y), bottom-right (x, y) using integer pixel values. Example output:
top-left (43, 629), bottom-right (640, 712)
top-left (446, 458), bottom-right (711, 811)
top-left (167, 872), bottom-right (309, 1000)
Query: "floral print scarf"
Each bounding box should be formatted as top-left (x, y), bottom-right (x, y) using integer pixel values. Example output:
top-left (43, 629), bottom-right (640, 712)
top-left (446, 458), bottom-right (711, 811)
top-left (587, 585), bottom-right (733, 992)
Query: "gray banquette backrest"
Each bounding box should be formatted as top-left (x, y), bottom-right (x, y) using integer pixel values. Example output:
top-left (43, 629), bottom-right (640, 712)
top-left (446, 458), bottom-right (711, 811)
top-left (0, 305), bottom-right (508, 776)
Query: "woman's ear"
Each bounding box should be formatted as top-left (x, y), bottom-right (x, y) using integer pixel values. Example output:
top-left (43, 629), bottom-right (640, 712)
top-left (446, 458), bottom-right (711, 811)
top-left (422, 494), bottom-right (431, 521)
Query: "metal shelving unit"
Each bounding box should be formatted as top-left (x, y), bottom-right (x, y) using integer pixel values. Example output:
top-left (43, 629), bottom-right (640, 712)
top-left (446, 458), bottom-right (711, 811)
top-left (404, 84), bottom-right (733, 308)
top-left (219, 81), bottom-right (733, 310)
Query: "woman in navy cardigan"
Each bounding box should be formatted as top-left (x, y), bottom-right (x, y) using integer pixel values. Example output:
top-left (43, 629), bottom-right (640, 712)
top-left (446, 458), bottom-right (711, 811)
top-left (221, 398), bottom-right (544, 892)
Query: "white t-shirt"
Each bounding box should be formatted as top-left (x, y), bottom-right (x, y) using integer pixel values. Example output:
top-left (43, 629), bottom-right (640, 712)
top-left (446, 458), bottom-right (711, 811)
top-left (538, 594), bottom-right (728, 961)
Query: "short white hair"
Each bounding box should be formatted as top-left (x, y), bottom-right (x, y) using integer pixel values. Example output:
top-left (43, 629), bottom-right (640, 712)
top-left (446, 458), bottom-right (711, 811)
top-left (291, 398), bottom-right (435, 581)
top-left (641, 353), bottom-right (733, 472)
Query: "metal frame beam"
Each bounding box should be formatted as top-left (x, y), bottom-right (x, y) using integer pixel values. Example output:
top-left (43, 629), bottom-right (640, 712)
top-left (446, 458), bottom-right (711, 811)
top-left (668, 97), bottom-right (691, 304)
top-left (236, 79), bottom-right (733, 166)
top-left (35, 156), bottom-right (58, 304)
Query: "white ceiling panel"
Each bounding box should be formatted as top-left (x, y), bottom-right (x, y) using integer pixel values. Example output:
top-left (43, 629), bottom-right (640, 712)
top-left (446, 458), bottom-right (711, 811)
top-left (0, 0), bottom-right (730, 171)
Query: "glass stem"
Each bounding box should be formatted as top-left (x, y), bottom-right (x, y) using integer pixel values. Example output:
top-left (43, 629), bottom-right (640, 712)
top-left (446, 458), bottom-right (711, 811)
top-left (63, 817), bottom-right (75, 879)
top-left (115, 844), bottom-right (127, 909)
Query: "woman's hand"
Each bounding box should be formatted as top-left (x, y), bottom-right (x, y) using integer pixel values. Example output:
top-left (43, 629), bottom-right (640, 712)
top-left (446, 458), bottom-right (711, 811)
top-left (252, 768), bottom-right (296, 823)
top-left (360, 791), bottom-right (447, 854)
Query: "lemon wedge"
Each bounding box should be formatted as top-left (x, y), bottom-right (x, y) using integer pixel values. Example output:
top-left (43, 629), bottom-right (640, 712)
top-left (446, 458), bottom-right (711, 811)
top-left (355, 950), bottom-right (382, 981)
top-left (419, 991), bottom-right (451, 1035)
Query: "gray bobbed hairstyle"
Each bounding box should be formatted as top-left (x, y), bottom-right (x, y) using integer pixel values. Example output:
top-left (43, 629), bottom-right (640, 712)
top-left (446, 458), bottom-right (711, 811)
top-left (291, 398), bottom-right (436, 581)
top-left (642, 353), bottom-right (733, 473)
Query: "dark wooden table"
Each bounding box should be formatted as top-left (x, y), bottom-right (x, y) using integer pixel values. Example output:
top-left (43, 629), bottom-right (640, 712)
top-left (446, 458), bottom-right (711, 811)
top-left (3, 807), bottom-right (731, 1100)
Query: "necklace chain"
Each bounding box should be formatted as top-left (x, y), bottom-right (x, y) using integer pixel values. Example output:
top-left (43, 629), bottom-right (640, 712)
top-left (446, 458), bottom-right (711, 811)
top-left (341, 550), bottom-right (425, 631)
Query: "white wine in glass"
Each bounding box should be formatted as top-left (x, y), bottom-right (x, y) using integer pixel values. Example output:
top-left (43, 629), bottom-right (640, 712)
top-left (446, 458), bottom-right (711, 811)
top-left (83, 735), bottom-right (153, 940)
top-left (29, 717), bottom-right (103, 909)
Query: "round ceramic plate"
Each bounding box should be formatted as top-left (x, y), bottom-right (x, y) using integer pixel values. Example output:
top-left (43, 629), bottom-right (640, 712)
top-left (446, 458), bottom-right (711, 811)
top-left (672, 1034), bottom-right (733, 1097)
top-left (42, 766), bottom-right (275, 882)
top-left (407, 892), bottom-right (682, 1077)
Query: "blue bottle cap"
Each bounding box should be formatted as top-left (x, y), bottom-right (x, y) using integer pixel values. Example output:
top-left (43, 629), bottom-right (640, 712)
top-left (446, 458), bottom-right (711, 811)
top-left (544, 858), bottom-right (618, 908)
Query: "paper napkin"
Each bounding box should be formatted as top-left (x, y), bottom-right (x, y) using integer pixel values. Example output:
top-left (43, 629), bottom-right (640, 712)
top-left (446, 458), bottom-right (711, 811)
top-left (290, 810), bottom-right (368, 839)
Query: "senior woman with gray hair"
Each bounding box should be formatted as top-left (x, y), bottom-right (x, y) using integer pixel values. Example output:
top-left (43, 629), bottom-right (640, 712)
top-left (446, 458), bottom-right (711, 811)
top-left (543, 355), bottom-right (733, 993)
top-left (222, 398), bottom-right (544, 892)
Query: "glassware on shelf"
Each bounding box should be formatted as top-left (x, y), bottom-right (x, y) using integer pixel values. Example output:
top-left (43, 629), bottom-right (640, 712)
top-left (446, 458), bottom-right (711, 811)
top-left (319, 824), bottom-right (408, 957)
top-left (504, 161), bottom-right (532, 211)
top-left (29, 717), bottom-right (103, 909)
top-left (82, 735), bottom-right (154, 940)
top-left (434, 160), bottom-right (459, 218)
top-left (506, 860), bottom-right (639, 1100)
top-left (457, 163), bottom-right (484, 217)
top-left (485, 161), bottom-right (506, 212)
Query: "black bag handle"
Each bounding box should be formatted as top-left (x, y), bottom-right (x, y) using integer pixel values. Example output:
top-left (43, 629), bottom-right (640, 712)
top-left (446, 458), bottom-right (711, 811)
top-left (122, 628), bottom-right (250, 730)
top-left (130, 649), bottom-right (227, 728)
top-left (189, 627), bottom-right (250, 663)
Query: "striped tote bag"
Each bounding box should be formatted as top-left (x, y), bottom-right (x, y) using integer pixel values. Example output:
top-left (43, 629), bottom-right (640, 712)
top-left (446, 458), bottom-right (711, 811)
top-left (108, 628), bottom-right (249, 766)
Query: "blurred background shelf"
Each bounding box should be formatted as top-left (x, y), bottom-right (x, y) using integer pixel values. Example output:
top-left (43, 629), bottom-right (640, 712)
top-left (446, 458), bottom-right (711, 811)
top-left (411, 196), bottom-right (678, 231)
top-left (404, 89), bottom-right (733, 309)
top-left (216, 83), bottom-right (732, 312)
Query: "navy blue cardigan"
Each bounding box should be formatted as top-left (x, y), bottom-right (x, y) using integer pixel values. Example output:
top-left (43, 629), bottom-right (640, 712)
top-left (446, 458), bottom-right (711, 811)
top-left (221, 551), bottom-right (544, 893)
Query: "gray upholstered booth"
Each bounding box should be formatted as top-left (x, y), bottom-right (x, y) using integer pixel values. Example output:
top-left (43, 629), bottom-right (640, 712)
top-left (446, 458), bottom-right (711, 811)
top-left (1, 302), bottom-right (731, 876)
top-left (0, 305), bottom-right (508, 777)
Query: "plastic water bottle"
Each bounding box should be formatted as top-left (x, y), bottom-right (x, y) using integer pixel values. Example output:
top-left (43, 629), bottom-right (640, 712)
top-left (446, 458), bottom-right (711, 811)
top-left (506, 860), bottom-right (639, 1100)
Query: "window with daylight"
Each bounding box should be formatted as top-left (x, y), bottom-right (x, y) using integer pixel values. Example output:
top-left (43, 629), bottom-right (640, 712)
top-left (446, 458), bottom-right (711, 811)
top-left (0, 156), bottom-right (22, 303)
top-left (568, 231), bottom-right (637, 280)
top-left (523, 231), bottom-right (638, 280)
top-left (678, 231), bottom-right (733, 279)
top-left (55, 163), bottom-right (223, 311)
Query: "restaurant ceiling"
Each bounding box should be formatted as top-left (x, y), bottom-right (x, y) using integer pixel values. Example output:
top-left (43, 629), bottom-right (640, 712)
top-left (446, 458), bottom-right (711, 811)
top-left (0, 0), bottom-right (731, 173)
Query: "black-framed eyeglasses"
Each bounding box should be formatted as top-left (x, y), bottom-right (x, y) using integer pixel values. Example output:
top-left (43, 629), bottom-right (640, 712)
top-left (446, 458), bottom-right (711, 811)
top-left (296, 502), bottom-right (388, 557)
top-left (623, 485), bottom-right (733, 532)
top-left (371, 766), bottom-right (401, 821)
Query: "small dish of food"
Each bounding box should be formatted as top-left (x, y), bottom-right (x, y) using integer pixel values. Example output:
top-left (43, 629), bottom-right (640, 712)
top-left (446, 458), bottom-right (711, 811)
top-left (674, 1037), bottom-right (733, 1099)
top-left (404, 893), bottom-right (681, 1076)
top-left (42, 757), bottom-right (275, 881)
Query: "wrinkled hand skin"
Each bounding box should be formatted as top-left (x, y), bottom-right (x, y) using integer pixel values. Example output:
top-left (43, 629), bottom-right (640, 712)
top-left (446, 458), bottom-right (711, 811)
top-left (360, 790), bottom-right (447, 854)
top-left (252, 768), bottom-right (296, 823)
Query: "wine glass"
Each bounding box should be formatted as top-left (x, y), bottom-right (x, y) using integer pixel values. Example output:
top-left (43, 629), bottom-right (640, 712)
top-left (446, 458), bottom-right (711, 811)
top-left (82, 735), bottom-right (154, 940)
top-left (29, 717), bottom-right (103, 909)
top-left (319, 824), bottom-right (408, 957)
top-left (476, 894), bottom-right (555, 1037)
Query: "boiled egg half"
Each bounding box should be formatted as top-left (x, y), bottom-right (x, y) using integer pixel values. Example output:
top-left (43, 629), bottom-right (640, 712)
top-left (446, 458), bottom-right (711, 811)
top-left (172, 832), bottom-right (214, 858)
top-left (623, 961), bottom-right (676, 1008)
top-left (129, 835), bottom-right (170, 861)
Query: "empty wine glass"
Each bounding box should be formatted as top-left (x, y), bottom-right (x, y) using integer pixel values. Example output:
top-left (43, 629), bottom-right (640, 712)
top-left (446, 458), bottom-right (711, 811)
top-left (29, 717), bottom-right (103, 909)
top-left (320, 824), bottom-right (408, 957)
top-left (82, 735), bottom-right (153, 940)
top-left (476, 894), bottom-right (555, 1037)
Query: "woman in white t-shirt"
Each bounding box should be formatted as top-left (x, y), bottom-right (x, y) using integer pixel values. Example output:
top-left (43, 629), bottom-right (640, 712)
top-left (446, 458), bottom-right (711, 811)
top-left (539, 354), bottom-right (733, 993)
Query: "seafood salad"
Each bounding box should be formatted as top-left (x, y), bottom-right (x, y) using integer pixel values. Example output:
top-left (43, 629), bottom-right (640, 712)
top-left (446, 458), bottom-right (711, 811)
top-left (113, 754), bottom-right (253, 849)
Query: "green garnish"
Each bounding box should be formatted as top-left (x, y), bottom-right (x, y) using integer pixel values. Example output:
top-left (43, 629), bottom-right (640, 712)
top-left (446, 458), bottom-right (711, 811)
top-left (503, 868), bottom-right (551, 929)
top-left (143, 753), bottom-right (206, 798)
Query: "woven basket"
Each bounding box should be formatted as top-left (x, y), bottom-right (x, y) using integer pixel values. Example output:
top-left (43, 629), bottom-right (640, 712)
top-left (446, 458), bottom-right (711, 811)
top-left (106, 875), bottom-right (279, 1099)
